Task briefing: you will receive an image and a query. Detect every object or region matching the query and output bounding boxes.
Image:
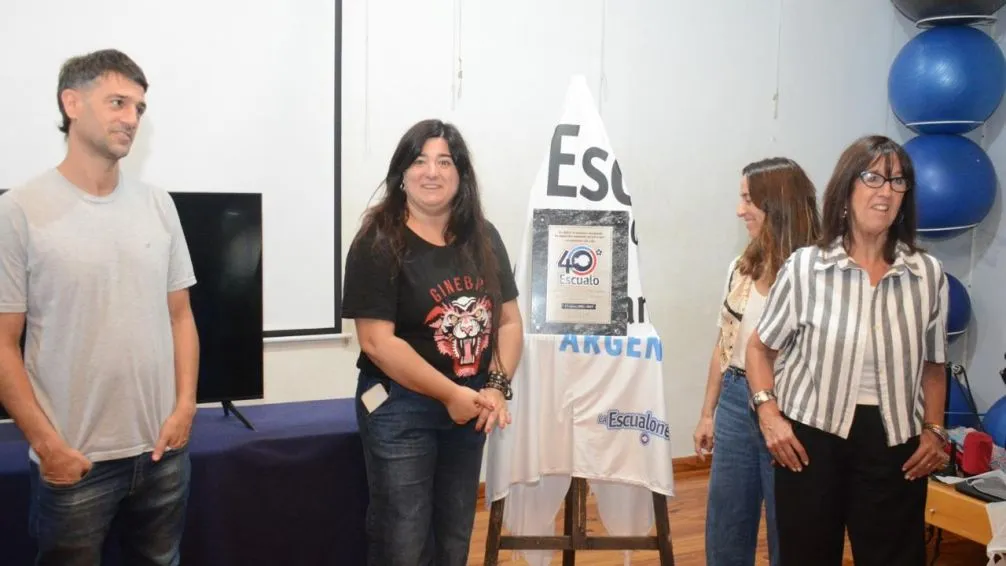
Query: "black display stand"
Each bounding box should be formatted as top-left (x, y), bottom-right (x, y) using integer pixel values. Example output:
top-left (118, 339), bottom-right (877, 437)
top-left (222, 401), bottom-right (256, 431)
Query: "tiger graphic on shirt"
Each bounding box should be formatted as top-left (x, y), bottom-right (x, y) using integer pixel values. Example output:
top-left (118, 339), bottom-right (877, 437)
top-left (424, 294), bottom-right (494, 378)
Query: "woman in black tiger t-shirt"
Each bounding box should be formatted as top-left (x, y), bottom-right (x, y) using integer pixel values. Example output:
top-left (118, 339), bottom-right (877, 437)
top-left (342, 118), bottom-right (523, 566)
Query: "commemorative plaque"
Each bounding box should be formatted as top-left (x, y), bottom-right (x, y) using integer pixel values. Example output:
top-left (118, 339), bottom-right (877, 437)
top-left (529, 208), bottom-right (629, 336)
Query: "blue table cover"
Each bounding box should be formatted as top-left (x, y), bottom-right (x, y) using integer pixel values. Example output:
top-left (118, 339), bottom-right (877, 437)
top-left (0, 398), bottom-right (368, 565)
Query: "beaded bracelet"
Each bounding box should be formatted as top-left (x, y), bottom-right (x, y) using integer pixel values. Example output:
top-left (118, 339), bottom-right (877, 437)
top-left (486, 370), bottom-right (513, 400)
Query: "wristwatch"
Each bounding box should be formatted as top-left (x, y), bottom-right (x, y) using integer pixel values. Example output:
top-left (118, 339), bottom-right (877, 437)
top-left (750, 389), bottom-right (777, 411)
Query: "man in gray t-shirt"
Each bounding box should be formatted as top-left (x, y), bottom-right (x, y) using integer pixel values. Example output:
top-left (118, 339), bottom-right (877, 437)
top-left (0, 49), bottom-right (199, 566)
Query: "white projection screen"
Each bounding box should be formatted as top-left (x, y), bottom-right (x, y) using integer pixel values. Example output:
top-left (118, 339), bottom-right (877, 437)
top-left (0, 1), bottom-right (342, 338)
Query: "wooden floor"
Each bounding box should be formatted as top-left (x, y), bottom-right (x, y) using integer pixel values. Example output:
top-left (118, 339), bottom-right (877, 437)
top-left (467, 468), bottom-right (989, 565)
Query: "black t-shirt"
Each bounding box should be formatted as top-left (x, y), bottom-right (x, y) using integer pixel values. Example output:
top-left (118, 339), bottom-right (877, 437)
top-left (341, 222), bottom-right (519, 382)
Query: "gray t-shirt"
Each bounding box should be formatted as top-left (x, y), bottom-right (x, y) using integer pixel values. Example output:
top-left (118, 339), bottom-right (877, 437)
top-left (0, 168), bottom-right (196, 463)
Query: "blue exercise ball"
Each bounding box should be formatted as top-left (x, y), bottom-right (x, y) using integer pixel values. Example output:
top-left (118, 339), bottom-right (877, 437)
top-left (888, 26), bottom-right (1006, 134)
top-left (903, 134), bottom-right (997, 238)
top-left (983, 395), bottom-right (1006, 447)
top-left (946, 272), bottom-right (971, 341)
top-left (892, 0), bottom-right (1006, 26)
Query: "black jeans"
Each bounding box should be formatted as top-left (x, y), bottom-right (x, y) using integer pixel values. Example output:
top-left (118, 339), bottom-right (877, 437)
top-left (774, 405), bottom-right (927, 566)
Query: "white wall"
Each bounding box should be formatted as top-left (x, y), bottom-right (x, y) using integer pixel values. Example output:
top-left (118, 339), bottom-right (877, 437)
top-left (0, 1), bottom-right (338, 333)
top-left (266, 0), bottom-right (942, 463)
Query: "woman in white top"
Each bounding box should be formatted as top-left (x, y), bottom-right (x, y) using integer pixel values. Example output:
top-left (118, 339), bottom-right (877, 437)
top-left (694, 157), bottom-right (821, 566)
top-left (746, 135), bottom-right (950, 566)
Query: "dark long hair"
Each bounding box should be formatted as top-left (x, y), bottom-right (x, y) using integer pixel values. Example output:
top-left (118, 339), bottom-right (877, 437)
top-left (819, 135), bottom-right (919, 263)
top-left (351, 119), bottom-right (507, 372)
top-left (737, 157), bottom-right (821, 283)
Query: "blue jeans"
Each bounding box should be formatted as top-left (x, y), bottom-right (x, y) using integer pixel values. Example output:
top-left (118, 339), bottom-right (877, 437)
top-left (28, 446), bottom-right (191, 566)
top-left (355, 371), bottom-right (487, 566)
top-left (706, 367), bottom-right (779, 566)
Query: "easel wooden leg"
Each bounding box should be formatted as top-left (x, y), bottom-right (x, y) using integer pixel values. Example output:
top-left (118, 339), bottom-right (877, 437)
top-left (652, 490), bottom-right (675, 566)
top-left (484, 497), bottom-right (505, 566)
top-left (483, 476), bottom-right (676, 565)
top-left (563, 477), bottom-right (587, 565)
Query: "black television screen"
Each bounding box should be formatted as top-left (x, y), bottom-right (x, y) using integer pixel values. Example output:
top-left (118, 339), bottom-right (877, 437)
top-left (0, 189), bottom-right (264, 420)
top-left (172, 192), bottom-right (264, 405)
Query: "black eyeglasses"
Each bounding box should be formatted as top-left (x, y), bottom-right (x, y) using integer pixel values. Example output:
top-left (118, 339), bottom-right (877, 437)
top-left (859, 171), bottom-right (909, 193)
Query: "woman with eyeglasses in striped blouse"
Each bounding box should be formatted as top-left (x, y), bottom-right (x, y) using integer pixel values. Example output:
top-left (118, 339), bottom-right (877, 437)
top-left (745, 135), bottom-right (950, 566)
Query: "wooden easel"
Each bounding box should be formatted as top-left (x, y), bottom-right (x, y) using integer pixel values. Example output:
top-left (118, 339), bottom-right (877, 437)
top-left (483, 476), bottom-right (675, 565)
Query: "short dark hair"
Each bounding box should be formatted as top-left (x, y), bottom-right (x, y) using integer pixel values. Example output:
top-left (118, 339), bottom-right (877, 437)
top-left (57, 49), bottom-right (148, 135)
top-left (819, 135), bottom-right (919, 263)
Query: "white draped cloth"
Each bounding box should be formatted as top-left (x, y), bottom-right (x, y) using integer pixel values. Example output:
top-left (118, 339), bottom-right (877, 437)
top-left (484, 76), bottom-right (675, 566)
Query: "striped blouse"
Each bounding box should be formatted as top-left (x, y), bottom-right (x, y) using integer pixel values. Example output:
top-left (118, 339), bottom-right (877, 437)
top-left (756, 238), bottom-right (949, 446)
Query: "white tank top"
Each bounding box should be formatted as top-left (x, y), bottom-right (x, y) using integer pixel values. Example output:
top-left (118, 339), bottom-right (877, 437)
top-left (730, 287), bottom-right (766, 370)
top-left (858, 285), bottom-right (880, 406)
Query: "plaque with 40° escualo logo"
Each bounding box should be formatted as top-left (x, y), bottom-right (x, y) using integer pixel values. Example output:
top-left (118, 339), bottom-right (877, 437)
top-left (529, 208), bottom-right (629, 336)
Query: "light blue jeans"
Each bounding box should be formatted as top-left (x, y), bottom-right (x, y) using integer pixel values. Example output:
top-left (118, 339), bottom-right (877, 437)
top-left (705, 367), bottom-right (780, 566)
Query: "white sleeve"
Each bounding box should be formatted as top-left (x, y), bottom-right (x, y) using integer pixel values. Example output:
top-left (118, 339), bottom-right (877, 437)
top-left (0, 196), bottom-right (28, 313)
top-left (716, 257), bottom-right (739, 328)
top-left (160, 191), bottom-right (197, 292)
